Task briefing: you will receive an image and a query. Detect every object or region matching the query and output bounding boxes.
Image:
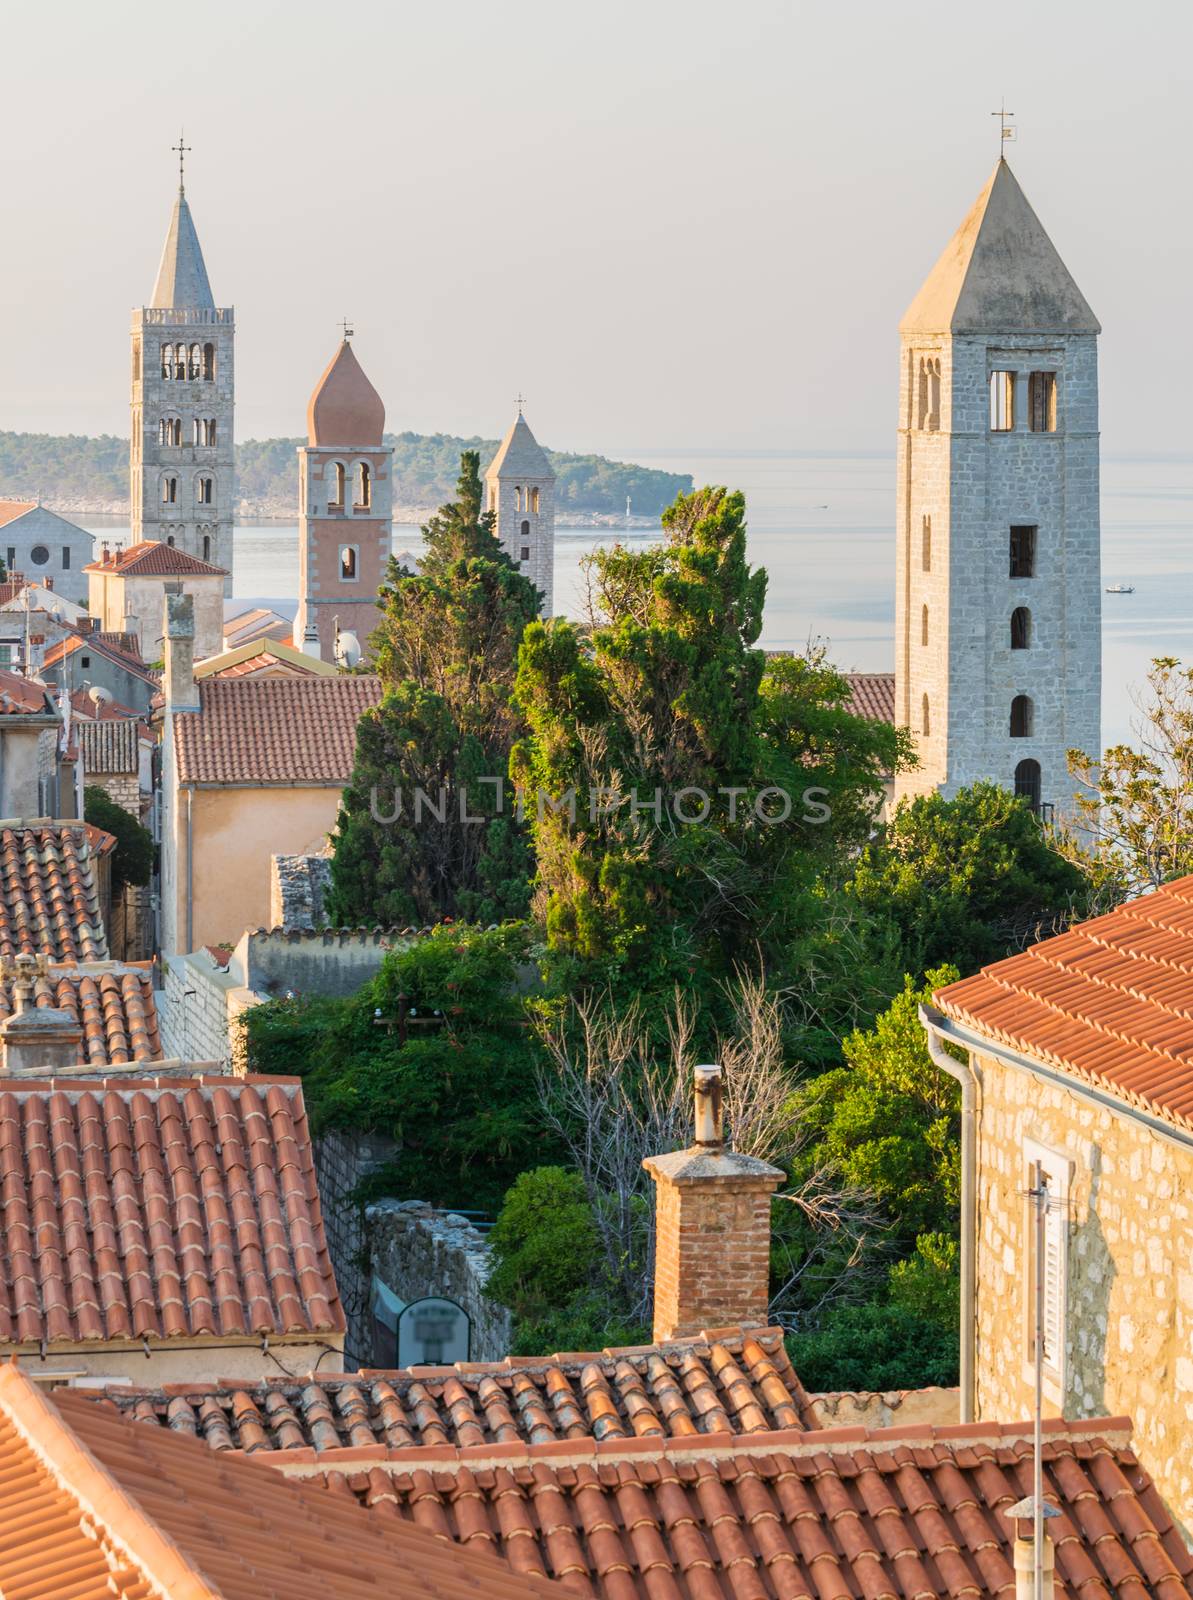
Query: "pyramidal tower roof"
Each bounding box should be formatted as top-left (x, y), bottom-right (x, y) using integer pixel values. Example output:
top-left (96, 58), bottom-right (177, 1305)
top-left (486, 410), bottom-right (555, 480)
top-left (150, 187), bottom-right (215, 310)
top-left (900, 160), bottom-right (1099, 336)
top-left (307, 340), bottom-right (386, 446)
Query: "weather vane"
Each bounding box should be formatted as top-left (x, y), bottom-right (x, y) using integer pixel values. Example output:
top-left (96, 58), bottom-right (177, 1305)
top-left (172, 131), bottom-right (191, 193)
top-left (516, 391), bottom-right (526, 413)
top-left (340, 317), bottom-right (354, 340)
top-left (991, 100), bottom-right (1017, 154)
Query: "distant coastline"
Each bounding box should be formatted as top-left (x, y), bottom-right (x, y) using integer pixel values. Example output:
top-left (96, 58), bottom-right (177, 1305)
top-left (65, 495), bottom-right (662, 531)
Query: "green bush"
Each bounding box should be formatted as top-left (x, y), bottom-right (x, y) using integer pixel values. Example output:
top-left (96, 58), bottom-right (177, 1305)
top-left (83, 786), bottom-right (154, 894)
top-left (786, 1300), bottom-right (958, 1392)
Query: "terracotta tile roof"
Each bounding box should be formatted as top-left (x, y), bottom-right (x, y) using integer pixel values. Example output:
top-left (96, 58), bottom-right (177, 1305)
top-left (196, 637), bottom-right (341, 679)
top-left (935, 874), bottom-right (1193, 1132)
top-left (94, 1327), bottom-right (815, 1452)
top-left (0, 1074), bottom-right (344, 1346)
top-left (0, 575), bottom-right (29, 604)
top-left (98, 628), bottom-right (146, 660)
top-left (78, 716), bottom-right (142, 774)
top-left (0, 666), bottom-right (53, 715)
top-left (0, 1367), bottom-right (561, 1600)
top-left (0, 499), bottom-right (36, 527)
top-left (42, 630), bottom-right (160, 683)
top-left (174, 674), bottom-right (381, 785)
top-left (89, 1402), bottom-right (1193, 1600)
top-left (69, 685), bottom-right (143, 721)
top-left (844, 670), bottom-right (895, 723)
top-left (84, 538), bottom-right (229, 578)
top-left (0, 962), bottom-right (162, 1064)
top-left (0, 823), bottom-right (110, 960)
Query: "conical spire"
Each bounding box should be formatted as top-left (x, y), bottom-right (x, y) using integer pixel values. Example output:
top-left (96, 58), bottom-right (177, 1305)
top-left (307, 339), bottom-right (386, 446)
top-left (900, 160), bottom-right (1099, 336)
top-left (486, 410), bottom-right (554, 480)
top-left (150, 190), bottom-right (215, 310)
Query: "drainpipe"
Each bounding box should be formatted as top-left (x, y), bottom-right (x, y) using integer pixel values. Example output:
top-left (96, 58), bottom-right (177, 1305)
top-left (919, 1002), bottom-right (978, 1423)
top-left (185, 785), bottom-right (193, 953)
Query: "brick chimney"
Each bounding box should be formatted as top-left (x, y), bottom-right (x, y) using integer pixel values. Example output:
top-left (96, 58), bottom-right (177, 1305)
top-left (643, 1063), bottom-right (783, 1341)
top-left (163, 592), bottom-right (200, 712)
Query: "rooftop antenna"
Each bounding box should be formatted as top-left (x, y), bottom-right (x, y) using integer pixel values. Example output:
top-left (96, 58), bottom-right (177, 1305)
top-left (991, 100), bottom-right (1017, 157)
top-left (1015, 1159), bottom-right (1061, 1600)
top-left (172, 130), bottom-right (191, 195)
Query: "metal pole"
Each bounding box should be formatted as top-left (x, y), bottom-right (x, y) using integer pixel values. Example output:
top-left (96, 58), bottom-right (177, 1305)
top-left (1033, 1160), bottom-right (1046, 1600)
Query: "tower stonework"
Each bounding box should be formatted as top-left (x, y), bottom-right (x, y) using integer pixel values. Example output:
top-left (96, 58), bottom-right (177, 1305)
top-left (131, 178), bottom-right (234, 594)
top-left (894, 160), bottom-right (1101, 817)
top-left (484, 411), bottom-right (555, 616)
top-left (295, 339), bottom-right (392, 663)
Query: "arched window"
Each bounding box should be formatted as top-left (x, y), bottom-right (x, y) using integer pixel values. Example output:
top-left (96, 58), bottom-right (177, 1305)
top-left (1014, 758), bottom-right (1042, 810)
top-left (161, 477), bottom-right (177, 505)
top-left (1010, 694), bottom-right (1033, 738)
top-left (355, 462), bottom-right (371, 509)
top-left (160, 343), bottom-right (173, 380)
top-left (921, 604), bottom-right (929, 647)
top-left (202, 343), bottom-right (215, 381)
top-left (189, 343), bottom-right (202, 380)
top-left (514, 485), bottom-right (522, 512)
top-left (521, 519), bottom-right (530, 538)
top-left (197, 476), bottom-right (213, 506)
top-left (159, 417), bottom-right (170, 446)
top-left (202, 535), bottom-right (211, 562)
top-left (530, 486), bottom-right (540, 513)
top-left (329, 462), bottom-right (345, 508)
top-left (922, 514), bottom-right (931, 572)
top-left (207, 417), bottom-right (217, 445)
top-left (340, 545), bottom-right (358, 580)
top-left (167, 535), bottom-right (175, 547)
top-left (921, 693), bottom-right (930, 737)
top-left (1011, 607), bottom-right (1031, 649)
top-left (175, 343), bottom-right (187, 380)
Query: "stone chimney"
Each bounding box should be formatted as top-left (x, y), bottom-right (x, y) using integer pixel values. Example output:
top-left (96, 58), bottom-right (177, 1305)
top-left (163, 592), bottom-right (200, 712)
top-left (643, 1063), bottom-right (783, 1342)
top-left (300, 621), bottom-right (321, 659)
top-left (0, 955), bottom-right (84, 1075)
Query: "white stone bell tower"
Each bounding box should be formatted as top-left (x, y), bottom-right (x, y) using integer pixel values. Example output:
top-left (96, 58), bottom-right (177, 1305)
top-left (894, 159), bottom-right (1101, 818)
top-left (484, 408), bottom-right (555, 616)
top-left (130, 142), bottom-right (234, 593)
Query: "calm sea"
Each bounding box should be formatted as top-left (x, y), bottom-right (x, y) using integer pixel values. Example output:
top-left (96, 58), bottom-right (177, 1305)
top-left (84, 448), bottom-right (1193, 750)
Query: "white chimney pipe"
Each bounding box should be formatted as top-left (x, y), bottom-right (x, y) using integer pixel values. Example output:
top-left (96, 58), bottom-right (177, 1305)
top-left (693, 1063), bottom-right (723, 1148)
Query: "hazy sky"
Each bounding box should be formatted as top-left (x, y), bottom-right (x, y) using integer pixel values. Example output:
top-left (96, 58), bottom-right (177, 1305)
top-left (3, 0), bottom-right (1190, 456)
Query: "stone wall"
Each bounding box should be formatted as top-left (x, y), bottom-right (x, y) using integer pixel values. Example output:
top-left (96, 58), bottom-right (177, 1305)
top-left (313, 1127), bottom-right (398, 1367)
top-left (807, 1385), bottom-right (960, 1430)
top-left (270, 853), bottom-right (333, 930)
top-left (365, 1200), bottom-right (511, 1364)
top-left (973, 1048), bottom-right (1193, 1532)
top-left (156, 949), bottom-right (252, 1070)
top-left (239, 925), bottom-right (407, 1000)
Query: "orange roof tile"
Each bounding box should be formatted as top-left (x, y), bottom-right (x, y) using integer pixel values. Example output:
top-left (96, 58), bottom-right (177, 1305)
top-left (935, 875), bottom-right (1193, 1130)
top-left (43, 631), bottom-right (159, 682)
top-left (0, 963), bottom-right (162, 1065)
top-left (0, 1074), bottom-right (344, 1347)
top-left (173, 675), bottom-right (380, 785)
top-left (844, 670), bottom-right (895, 723)
top-left (0, 824), bottom-right (109, 961)
top-left (69, 685), bottom-right (143, 722)
top-left (84, 539), bottom-right (228, 578)
top-left (91, 1327), bottom-right (815, 1452)
top-left (70, 1397), bottom-right (1193, 1600)
top-left (0, 499), bottom-right (36, 527)
top-left (0, 667), bottom-right (53, 716)
top-left (0, 1366), bottom-right (561, 1600)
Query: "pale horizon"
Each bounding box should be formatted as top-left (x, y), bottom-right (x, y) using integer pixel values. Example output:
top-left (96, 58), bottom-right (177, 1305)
top-left (2, 0), bottom-right (1190, 460)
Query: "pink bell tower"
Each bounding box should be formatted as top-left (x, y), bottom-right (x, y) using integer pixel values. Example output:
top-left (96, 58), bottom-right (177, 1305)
top-left (295, 336), bottom-right (392, 663)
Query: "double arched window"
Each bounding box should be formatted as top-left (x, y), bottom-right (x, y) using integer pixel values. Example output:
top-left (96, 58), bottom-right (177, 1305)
top-left (161, 476), bottom-right (178, 505)
top-left (194, 417), bottom-right (217, 446)
top-left (196, 476), bottom-right (214, 506)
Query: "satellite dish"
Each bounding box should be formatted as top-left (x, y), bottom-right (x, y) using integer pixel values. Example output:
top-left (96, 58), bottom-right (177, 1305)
top-left (336, 631), bottom-right (362, 669)
top-left (88, 684), bottom-right (114, 708)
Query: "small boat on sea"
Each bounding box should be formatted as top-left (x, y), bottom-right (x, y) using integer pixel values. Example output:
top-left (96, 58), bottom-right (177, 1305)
top-left (1105, 582), bottom-right (1135, 594)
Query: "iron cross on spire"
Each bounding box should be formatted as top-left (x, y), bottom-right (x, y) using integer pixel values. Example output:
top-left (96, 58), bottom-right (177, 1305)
top-left (991, 100), bottom-right (1017, 155)
top-left (340, 318), bottom-right (354, 340)
top-left (172, 132), bottom-right (191, 193)
top-left (516, 391), bottom-right (526, 413)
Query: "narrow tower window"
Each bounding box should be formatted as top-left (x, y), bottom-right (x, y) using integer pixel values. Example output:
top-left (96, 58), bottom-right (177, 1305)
top-left (203, 343), bottom-right (215, 381)
top-left (207, 418), bottom-right (217, 444)
top-left (132, 342), bottom-right (141, 381)
top-left (918, 356), bottom-right (941, 430)
top-left (174, 344), bottom-right (187, 380)
top-left (521, 546), bottom-right (530, 562)
top-left (514, 486), bottom-right (523, 512)
top-left (189, 343), bottom-right (203, 380)
top-left (921, 604), bottom-right (929, 647)
top-left (1011, 607), bottom-right (1031, 649)
top-left (160, 343), bottom-right (173, 380)
top-left (989, 370), bottom-right (1015, 431)
top-left (1010, 694), bottom-right (1034, 738)
top-left (161, 477), bottom-right (177, 504)
top-left (530, 486), bottom-right (540, 513)
top-left (197, 476), bottom-right (213, 506)
top-left (203, 535), bottom-right (211, 562)
top-left (1029, 371), bottom-right (1057, 433)
top-left (1015, 758), bottom-right (1042, 809)
top-left (921, 694), bottom-right (930, 736)
top-left (921, 514), bottom-right (931, 572)
top-left (330, 462), bottom-right (345, 509)
top-left (1009, 525), bottom-right (1036, 579)
top-left (340, 545), bottom-right (358, 581)
top-left (521, 519), bottom-right (530, 538)
top-left (356, 462), bottom-right (371, 509)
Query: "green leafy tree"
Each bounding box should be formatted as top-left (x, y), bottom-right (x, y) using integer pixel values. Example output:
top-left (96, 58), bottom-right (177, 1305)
top-left (786, 1299), bottom-right (958, 1391)
top-left (83, 786), bottom-right (154, 895)
top-left (847, 781), bottom-right (1092, 979)
top-left (327, 453), bottom-right (539, 927)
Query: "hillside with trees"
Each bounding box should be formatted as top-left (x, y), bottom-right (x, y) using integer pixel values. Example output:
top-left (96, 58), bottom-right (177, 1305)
top-left (0, 428), bottom-right (690, 520)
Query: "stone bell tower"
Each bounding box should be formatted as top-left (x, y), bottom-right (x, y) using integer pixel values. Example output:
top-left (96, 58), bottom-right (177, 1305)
top-left (484, 408), bottom-right (555, 616)
top-left (130, 143), bottom-right (235, 593)
top-left (295, 337), bottom-right (392, 663)
top-left (894, 159), bottom-right (1101, 818)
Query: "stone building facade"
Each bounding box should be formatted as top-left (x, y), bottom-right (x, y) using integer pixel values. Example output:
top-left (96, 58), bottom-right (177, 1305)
top-left (895, 160), bottom-right (1101, 817)
top-left (295, 339), bottom-right (392, 663)
top-left (130, 174), bottom-right (234, 588)
top-left (485, 409), bottom-right (555, 616)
